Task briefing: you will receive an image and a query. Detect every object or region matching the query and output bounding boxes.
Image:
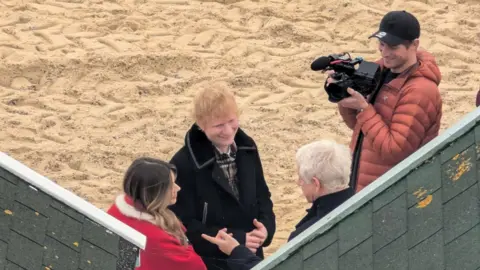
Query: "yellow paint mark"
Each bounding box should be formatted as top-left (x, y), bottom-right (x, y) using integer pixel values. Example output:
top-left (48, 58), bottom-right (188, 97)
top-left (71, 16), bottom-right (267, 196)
top-left (416, 195), bottom-right (433, 208)
top-left (413, 189), bottom-right (427, 198)
top-left (452, 153), bottom-right (460, 160)
top-left (35, 212), bottom-right (39, 216)
top-left (73, 242), bottom-right (79, 247)
top-left (4, 210), bottom-right (13, 215)
top-left (451, 158), bottom-right (472, 181)
top-left (413, 187), bottom-right (433, 208)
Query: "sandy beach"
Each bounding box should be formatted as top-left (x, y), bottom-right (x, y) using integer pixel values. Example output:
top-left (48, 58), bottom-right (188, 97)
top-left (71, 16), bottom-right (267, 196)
top-left (1, 0), bottom-right (479, 256)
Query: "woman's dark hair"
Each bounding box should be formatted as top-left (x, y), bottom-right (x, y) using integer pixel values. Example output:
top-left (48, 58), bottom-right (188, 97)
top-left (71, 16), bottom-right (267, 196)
top-left (123, 157), bottom-right (176, 208)
top-left (123, 157), bottom-right (187, 245)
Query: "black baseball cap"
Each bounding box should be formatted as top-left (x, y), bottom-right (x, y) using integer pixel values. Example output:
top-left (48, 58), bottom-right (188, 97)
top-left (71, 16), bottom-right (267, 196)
top-left (369, 10), bottom-right (420, 46)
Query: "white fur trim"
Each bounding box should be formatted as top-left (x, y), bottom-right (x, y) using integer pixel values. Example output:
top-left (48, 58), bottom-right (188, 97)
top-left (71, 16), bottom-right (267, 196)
top-left (115, 195), bottom-right (156, 224)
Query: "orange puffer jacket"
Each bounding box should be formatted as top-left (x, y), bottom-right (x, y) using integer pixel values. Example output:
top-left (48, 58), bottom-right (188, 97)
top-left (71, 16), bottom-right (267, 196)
top-left (339, 50), bottom-right (442, 192)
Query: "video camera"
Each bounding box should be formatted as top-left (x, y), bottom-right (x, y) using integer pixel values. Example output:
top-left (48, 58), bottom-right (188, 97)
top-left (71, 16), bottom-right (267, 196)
top-left (311, 52), bottom-right (382, 103)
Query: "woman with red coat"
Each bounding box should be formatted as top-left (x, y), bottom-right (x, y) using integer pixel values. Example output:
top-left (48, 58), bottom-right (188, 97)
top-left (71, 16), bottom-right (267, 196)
top-left (107, 157), bottom-right (207, 270)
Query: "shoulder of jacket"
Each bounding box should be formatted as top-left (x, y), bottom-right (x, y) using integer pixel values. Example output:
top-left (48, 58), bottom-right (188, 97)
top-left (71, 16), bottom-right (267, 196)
top-left (401, 77), bottom-right (440, 97)
top-left (170, 146), bottom-right (192, 164)
top-left (404, 76), bottom-right (439, 89)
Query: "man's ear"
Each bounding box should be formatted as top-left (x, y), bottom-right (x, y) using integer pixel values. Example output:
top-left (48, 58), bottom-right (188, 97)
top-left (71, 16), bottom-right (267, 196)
top-left (413, 39), bottom-right (420, 50)
top-left (312, 176), bottom-right (322, 191)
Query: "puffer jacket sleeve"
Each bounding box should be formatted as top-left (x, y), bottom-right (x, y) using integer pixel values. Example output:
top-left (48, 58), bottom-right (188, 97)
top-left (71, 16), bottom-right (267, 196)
top-left (356, 81), bottom-right (440, 163)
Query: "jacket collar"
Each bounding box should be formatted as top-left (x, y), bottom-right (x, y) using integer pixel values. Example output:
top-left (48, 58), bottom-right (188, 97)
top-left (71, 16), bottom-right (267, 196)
top-left (185, 123), bottom-right (256, 169)
top-left (299, 187), bottom-right (353, 227)
top-left (116, 195), bottom-right (188, 233)
top-left (115, 194), bottom-right (155, 224)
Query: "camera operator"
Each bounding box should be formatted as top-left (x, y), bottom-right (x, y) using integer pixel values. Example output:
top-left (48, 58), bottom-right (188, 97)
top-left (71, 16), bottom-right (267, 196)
top-left (327, 10), bottom-right (442, 192)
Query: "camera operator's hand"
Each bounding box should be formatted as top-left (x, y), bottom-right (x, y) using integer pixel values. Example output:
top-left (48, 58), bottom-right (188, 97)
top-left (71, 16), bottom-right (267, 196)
top-left (325, 71), bottom-right (368, 111)
top-left (338, 88), bottom-right (369, 111)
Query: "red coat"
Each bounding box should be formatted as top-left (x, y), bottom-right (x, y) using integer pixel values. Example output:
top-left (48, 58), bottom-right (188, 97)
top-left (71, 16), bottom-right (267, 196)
top-left (107, 195), bottom-right (207, 270)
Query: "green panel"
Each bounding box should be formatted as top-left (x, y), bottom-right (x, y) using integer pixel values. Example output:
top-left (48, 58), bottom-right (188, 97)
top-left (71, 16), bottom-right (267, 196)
top-left (373, 234), bottom-right (408, 270)
top-left (338, 238), bottom-right (373, 270)
top-left (43, 236), bottom-right (79, 270)
top-left (0, 176), bottom-right (17, 242)
top-left (117, 238), bottom-right (141, 270)
top-left (47, 207), bottom-right (83, 252)
top-left (0, 164), bottom-right (141, 270)
top-left (83, 219), bottom-right (119, 256)
top-left (442, 144), bottom-right (477, 203)
top-left (0, 240), bottom-right (6, 269)
top-left (5, 262), bottom-right (24, 270)
top-left (11, 202), bottom-right (48, 245)
top-left (476, 143), bottom-right (480, 160)
top-left (302, 226), bottom-right (337, 260)
top-left (272, 250), bottom-right (303, 270)
top-left (440, 129), bottom-right (475, 163)
top-left (406, 155), bottom-right (442, 208)
top-left (303, 241), bottom-right (337, 270)
top-left (476, 143), bottom-right (480, 198)
top-left (0, 168), bottom-right (19, 185)
top-left (443, 183), bottom-right (480, 244)
top-left (372, 193), bottom-right (407, 252)
top-left (473, 123), bottom-right (480, 143)
top-left (6, 231), bottom-right (44, 270)
top-left (79, 240), bottom-right (118, 270)
top-left (0, 177), bottom-right (17, 207)
top-left (407, 188), bottom-right (443, 249)
top-left (338, 202), bottom-right (372, 255)
top-left (0, 205), bottom-right (13, 242)
top-left (51, 199), bottom-right (85, 223)
top-left (15, 181), bottom-right (52, 216)
top-left (408, 230), bottom-right (444, 270)
top-left (445, 224), bottom-right (480, 270)
top-left (373, 177), bottom-right (406, 211)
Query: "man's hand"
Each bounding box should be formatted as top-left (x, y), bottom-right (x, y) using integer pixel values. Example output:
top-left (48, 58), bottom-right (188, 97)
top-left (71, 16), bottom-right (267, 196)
top-left (201, 229), bottom-right (239, 256)
top-left (337, 88), bottom-right (369, 110)
top-left (245, 219), bottom-right (268, 254)
top-left (326, 73), bottom-right (369, 111)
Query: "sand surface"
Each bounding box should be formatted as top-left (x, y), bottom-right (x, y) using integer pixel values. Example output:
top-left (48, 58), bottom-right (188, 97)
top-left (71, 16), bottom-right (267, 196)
top-left (1, 0), bottom-right (479, 256)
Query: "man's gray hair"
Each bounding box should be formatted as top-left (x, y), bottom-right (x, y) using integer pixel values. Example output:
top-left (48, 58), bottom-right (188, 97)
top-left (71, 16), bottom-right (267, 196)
top-left (296, 139), bottom-right (352, 192)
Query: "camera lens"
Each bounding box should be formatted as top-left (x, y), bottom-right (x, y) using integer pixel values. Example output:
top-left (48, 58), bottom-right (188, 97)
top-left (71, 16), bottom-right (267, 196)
top-left (325, 83), bottom-right (349, 103)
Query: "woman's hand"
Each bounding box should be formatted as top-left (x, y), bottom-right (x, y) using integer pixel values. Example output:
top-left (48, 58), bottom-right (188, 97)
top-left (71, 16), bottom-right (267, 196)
top-left (201, 229), bottom-right (239, 256)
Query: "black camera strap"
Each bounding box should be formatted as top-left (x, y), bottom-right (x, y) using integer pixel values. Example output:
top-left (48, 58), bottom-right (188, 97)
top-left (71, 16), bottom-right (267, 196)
top-left (349, 68), bottom-right (390, 192)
